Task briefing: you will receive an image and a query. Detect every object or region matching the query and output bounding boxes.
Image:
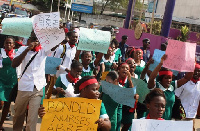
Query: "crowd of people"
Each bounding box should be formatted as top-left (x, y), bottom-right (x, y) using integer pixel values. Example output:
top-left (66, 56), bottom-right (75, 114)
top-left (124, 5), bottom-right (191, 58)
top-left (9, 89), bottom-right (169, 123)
top-left (0, 17), bottom-right (200, 131)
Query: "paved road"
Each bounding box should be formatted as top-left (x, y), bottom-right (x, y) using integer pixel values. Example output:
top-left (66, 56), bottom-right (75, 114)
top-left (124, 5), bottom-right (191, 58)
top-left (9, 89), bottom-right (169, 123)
top-left (0, 103), bottom-right (199, 131)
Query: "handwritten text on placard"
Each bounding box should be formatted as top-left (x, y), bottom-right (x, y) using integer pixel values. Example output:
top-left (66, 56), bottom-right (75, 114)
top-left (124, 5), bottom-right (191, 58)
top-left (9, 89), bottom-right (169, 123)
top-left (40, 98), bottom-right (101, 131)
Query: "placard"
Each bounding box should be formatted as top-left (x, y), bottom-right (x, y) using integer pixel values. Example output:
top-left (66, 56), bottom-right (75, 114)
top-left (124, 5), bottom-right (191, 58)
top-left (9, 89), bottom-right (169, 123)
top-left (78, 28), bottom-right (111, 54)
top-left (33, 12), bottom-right (65, 52)
top-left (163, 39), bottom-right (196, 72)
top-left (131, 119), bottom-right (193, 131)
top-left (40, 97), bottom-right (102, 131)
top-left (45, 57), bottom-right (62, 74)
top-left (101, 81), bottom-right (136, 108)
top-left (2, 18), bottom-right (32, 38)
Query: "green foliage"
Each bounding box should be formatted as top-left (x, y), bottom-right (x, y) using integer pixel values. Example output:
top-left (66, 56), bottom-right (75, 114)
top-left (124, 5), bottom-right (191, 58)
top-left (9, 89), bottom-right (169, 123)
top-left (147, 21), bottom-right (162, 35)
top-left (28, 0), bottom-right (65, 11)
top-left (177, 25), bottom-right (189, 42)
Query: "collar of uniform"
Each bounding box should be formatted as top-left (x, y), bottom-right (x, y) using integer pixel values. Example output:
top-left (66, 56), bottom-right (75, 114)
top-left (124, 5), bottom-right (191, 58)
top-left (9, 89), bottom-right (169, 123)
top-left (190, 80), bottom-right (200, 85)
top-left (1, 48), bottom-right (15, 58)
top-left (82, 65), bottom-right (91, 72)
top-left (60, 74), bottom-right (81, 87)
top-left (118, 77), bottom-right (127, 87)
top-left (66, 42), bottom-right (76, 49)
top-left (102, 55), bottom-right (114, 63)
top-left (158, 82), bottom-right (174, 91)
top-left (135, 60), bottom-right (145, 67)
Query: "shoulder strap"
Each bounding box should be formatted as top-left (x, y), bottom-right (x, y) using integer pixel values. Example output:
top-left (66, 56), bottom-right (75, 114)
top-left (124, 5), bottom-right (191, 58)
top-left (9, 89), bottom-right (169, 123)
top-left (60, 44), bottom-right (66, 58)
top-left (60, 44), bottom-right (67, 65)
top-left (20, 51), bottom-right (39, 78)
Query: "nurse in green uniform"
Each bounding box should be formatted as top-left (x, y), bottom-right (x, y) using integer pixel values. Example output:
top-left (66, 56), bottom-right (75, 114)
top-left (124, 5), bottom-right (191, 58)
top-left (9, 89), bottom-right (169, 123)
top-left (0, 37), bottom-right (18, 130)
top-left (118, 63), bottom-right (138, 131)
top-left (134, 49), bottom-right (145, 78)
top-left (97, 47), bottom-right (117, 80)
top-left (101, 47), bottom-right (116, 72)
top-left (80, 51), bottom-right (103, 77)
top-left (148, 54), bottom-right (193, 120)
top-left (99, 71), bottom-right (119, 131)
top-left (39, 76), bottom-right (111, 131)
top-left (52, 60), bottom-right (83, 98)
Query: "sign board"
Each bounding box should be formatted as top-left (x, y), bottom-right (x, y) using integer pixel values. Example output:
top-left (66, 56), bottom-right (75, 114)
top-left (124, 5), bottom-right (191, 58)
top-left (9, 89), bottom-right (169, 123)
top-left (71, 3), bottom-right (93, 13)
top-left (147, 0), bottom-right (158, 13)
top-left (72, 0), bottom-right (93, 6)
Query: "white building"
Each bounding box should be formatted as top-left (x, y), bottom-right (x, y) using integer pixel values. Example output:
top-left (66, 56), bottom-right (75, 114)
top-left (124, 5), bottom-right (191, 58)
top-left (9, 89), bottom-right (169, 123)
top-left (145, 0), bottom-right (200, 32)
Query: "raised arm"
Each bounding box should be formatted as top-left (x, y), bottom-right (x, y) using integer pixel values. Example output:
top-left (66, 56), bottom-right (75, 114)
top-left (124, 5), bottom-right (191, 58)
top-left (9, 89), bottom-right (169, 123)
top-left (148, 55), bottom-right (167, 89)
top-left (12, 42), bottom-right (37, 68)
top-left (177, 72), bottom-right (194, 88)
top-left (74, 50), bottom-right (81, 61)
top-left (140, 58), bottom-right (154, 80)
top-left (94, 53), bottom-right (103, 67)
top-left (127, 71), bottom-right (134, 88)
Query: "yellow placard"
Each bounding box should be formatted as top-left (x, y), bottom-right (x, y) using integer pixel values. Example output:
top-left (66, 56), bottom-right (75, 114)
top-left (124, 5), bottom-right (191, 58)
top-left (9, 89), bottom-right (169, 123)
top-left (41, 97), bottom-right (102, 131)
top-left (101, 71), bottom-right (109, 80)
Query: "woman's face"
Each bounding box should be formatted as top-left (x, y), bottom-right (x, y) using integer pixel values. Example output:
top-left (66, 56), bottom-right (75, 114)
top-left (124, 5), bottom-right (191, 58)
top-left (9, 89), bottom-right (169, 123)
top-left (160, 75), bottom-right (172, 88)
top-left (118, 64), bottom-right (129, 78)
top-left (126, 59), bottom-right (136, 72)
top-left (4, 38), bottom-right (15, 51)
top-left (110, 44), bottom-right (116, 51)
top-left (70, 66), bottom-right (83, 78)
top-left (82, 52), bottom-right (92, 65)
top-left (84, 83), bottom-right (100, 99)
top-left (107, 48), bottom-right (113, 56)
top-left (134, 50), bottom-right (142, 60)
top-left (147, 96), bottom-right (166, 119)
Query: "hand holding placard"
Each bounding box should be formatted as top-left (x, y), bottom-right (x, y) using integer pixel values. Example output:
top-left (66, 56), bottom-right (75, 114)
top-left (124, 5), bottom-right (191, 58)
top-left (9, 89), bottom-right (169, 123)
top-left (131, 78), bottom-right (150, 103)
top-left (149, 49), bottom-right (165, 71)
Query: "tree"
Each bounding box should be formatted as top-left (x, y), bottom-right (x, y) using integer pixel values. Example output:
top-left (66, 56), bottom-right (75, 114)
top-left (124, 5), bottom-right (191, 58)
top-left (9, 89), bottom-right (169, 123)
top-left (26, 0), bottom-right (66, 11)
top-left (100, 0), bottom-right (129, 15)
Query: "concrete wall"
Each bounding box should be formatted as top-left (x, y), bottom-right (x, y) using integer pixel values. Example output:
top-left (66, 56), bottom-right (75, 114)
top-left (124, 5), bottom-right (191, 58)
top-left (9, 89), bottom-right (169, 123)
top-left (79, 14), bottom-right (124, 27)
top-left (156, 0), bottom-right (200, 19)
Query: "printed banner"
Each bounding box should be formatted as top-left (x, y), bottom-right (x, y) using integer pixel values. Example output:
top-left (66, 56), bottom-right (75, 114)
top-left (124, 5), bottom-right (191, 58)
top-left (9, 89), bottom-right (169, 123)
top-left (101, 81), bottom-right (136, 108)
top-left (131, 119), bottom-right (193, 131)
top-left (33, 12), bottom-right (65, 52)
top-left (163, 39), bottom-right (196, 72)
top-left (2, 18), bottom-right (32, 38)
top-left (45, 57), bottom-right (62, 74)
top-left (41, 97), bottom-right (102, 131)
top-left (78, 28), bottom-right (111, 54)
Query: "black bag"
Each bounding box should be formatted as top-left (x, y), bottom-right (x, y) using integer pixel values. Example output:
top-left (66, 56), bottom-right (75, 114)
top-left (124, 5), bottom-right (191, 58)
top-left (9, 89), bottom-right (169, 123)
top-left (172, 96), bottom-right (186, 120)
top-left (9, 52), bottom-right (39, 102)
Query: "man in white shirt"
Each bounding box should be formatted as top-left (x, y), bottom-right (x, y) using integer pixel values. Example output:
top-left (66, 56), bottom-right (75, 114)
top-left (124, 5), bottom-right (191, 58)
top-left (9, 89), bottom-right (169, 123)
top-left (56, 31), bottom-right (78, 77)
top-left (46, 31), bottom-right (78, 99)
top-left (11, 32), bottom-right (57, 131)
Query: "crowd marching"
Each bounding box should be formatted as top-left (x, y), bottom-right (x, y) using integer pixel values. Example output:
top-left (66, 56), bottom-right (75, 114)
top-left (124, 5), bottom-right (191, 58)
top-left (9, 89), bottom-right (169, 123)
top-left (0, 12), bottom-right (199, 131)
